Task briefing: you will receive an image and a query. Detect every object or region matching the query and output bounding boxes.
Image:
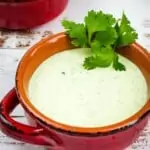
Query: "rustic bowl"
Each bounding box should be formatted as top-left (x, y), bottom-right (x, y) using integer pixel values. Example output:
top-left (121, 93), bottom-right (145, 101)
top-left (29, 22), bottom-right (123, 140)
top-left (0, 0), bottom-right (68, 29)
top-left (0, 33), bottom-right (150, 150)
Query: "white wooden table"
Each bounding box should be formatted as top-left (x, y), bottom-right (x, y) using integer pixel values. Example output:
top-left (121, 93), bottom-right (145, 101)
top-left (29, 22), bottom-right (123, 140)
top-left (0, 0), bottom-right (150, 149)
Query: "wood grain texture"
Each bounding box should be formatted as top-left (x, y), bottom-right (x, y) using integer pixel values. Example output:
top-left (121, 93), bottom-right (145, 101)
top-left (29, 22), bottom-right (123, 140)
top-left (0, 30), bottom-right (53, 49)
top-left (0, 48), bottom-right (150, 150)
top-left (0, 0), bottom-right (150, 149)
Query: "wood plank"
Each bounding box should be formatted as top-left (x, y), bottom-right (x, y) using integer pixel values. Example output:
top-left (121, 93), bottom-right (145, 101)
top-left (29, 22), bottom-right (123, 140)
top-left (0, 49), bottom-right (26, 116)
top-left (0, 46), bottom-right (150, 150)
top-left (0, 0), bottom-right (150, 149)
top-left (0, 30), bottom-right (53, 49)
top-left (0, 0), bottom-right (149, 50)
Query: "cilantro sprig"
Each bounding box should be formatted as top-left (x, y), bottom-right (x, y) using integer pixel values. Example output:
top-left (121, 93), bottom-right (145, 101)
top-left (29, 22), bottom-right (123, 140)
top-left (62, 10), bottom-right (138, 71)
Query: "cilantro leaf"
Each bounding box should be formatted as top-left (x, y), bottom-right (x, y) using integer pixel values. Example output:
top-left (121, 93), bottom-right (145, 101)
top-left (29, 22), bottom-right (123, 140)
top-left (116, 13), bottom-right (138, 47)
top-left (83, 45), bottom-right (114, 70)
top-left (62, 10), bottom-right (138, 71)
top-left (84, 10), bottom-right (116, 43)
top-left (62, 20), bottom-right (88, 47)
top-left (113, 54), bottom-right (126, 71)
top-left (104, 13), bottom-right (117, 25)
top-left (95, 27), bottom-right (118, 46)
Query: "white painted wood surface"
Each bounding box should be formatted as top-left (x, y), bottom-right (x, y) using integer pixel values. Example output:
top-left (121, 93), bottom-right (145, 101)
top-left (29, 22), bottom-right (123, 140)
top-left (0, 0), bottom-right (150, 149)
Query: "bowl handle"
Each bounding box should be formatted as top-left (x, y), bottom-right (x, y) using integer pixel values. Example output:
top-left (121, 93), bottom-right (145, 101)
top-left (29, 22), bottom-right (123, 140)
top-left (0, 88), bottom-right (64, 150)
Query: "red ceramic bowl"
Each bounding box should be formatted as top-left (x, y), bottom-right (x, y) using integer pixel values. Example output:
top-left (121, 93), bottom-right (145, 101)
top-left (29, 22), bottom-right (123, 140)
top-left (0, 0), bottom-right (68, 29)
top-left (0, 33), bottom-right (150, 150)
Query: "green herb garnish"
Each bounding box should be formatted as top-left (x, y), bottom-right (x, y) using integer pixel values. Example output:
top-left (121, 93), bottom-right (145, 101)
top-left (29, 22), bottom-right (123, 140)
top-left (62, 10), bottom-right (138, 71)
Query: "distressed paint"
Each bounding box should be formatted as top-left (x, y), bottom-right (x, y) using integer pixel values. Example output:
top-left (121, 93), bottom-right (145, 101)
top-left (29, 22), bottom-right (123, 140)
top-left (0, 0), bottom-right (150, 149)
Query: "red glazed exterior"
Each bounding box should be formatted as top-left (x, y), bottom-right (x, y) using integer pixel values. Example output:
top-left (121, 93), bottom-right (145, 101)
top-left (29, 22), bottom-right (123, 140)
top-left (0, 33), bottom-right (150, 150)
top-left (0, 88), bottom-right (149, 150)
top-left (0, 0), bottom-right (68, 29)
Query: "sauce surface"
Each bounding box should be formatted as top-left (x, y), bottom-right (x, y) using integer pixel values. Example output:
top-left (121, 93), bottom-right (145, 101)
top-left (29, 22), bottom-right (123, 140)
top-left (28, 48), bottom-right (148, 127)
